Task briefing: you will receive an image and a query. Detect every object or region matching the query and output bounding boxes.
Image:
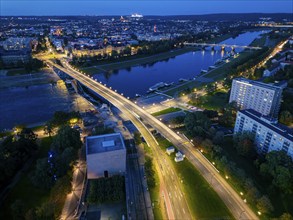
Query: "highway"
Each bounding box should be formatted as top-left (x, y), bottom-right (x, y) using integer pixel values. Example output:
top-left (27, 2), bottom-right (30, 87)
top-left (48, 60), bottom-right (193, 220)
top-left (48, 60), bottom-right (259, 220)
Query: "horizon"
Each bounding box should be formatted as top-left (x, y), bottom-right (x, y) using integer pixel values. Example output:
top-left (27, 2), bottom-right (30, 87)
top-left (1, 12), bottom-right (292, 17)
top-left (1, 1), bottom-right (292, 16)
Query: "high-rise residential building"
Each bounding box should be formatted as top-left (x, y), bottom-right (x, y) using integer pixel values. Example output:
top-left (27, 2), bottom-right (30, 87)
top-left (234, 109), bottom-right (293, 158)
top-left (229, 78), bottom-right (286, 118)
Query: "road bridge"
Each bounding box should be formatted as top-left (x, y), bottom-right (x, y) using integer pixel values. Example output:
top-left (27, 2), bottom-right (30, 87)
top-left (47, 60), bottom-right (259, 220)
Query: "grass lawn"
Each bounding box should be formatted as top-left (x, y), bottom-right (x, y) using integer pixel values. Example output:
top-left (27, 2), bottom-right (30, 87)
top-left (151, 107), bottom-right (181, 116)
top-left (190, 91), bottom-right (229, 110)
top-left (0, 137), bottom-right (53, 219)
top-left (6, 68), bottom-right (29, 76)
top-left (148, 164), bottom-right (164, 220)
top-left (156, 137), bottom-right (234, 219)
top-left (141, 144), bottom-right (165, 220)
top-left (204, 51), bottom-right (253, 79)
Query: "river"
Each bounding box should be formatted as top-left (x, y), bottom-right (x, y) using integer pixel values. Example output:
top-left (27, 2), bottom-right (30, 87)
top-left (0, 31), bottom-right (265, 130)
top-left (93, 31), bottom-right (265, 97)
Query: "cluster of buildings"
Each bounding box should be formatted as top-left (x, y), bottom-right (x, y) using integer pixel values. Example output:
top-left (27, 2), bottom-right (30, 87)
top-left (1, 15), bottom-right (248, 60)
top-left (263, 45), bottom-right (293, 77)
top-left (0, 37), bottom-right (36, 66)
top-left (230, 78), bottom-right (293, 158)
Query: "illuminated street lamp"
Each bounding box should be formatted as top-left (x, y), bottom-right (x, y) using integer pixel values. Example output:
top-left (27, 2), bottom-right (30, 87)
top-left (225, 175), bottom-right (229, 179)
top-left (240, 192), bottom-right (244, 196)
top-left (257, 211), bottom-right (262, 216)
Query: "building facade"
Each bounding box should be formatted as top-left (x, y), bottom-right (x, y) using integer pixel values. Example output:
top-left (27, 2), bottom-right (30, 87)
top-left (229, 78), bottom-right (285, 118)
top-left (86, 133), bottom-right (126, 179)
top-left (234, 109), bottom-right (293, 158)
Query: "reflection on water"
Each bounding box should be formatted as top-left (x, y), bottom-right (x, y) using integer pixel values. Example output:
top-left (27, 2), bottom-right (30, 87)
top-left (93, 31), bottom-right (265, 97)
top-left (0, 81), bottom-right (93, 130)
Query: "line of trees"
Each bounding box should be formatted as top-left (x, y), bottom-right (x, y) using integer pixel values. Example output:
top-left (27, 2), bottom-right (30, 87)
top-left (182, 110), bottom-right (293, 217)
top-left (0, 128), bottom-right (38, 189)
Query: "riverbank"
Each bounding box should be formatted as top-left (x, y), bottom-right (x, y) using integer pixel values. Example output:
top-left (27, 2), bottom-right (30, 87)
top-left (81, 34), bottom-right (235, 75)
top-left (0, 68), bottom-right (59, 90)
top-left (82, 47), bottom-right (195, 74)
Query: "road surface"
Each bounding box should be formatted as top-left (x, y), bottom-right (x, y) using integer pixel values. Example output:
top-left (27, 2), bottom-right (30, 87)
top-left (48, 60), bottom-right (258, 220)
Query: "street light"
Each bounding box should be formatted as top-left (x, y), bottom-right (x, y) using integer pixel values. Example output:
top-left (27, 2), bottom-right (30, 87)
top-left (257, 211), bottom-right (262, 216)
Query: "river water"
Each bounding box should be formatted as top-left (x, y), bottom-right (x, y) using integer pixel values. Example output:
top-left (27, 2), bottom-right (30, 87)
top-left (0, 31), bottom-right (265, 130)
top-left (93, 31), bottom-right (265, 97)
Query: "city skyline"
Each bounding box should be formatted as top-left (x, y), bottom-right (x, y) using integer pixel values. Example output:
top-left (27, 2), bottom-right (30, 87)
top-left (1, 0), bottom-right (292, 16)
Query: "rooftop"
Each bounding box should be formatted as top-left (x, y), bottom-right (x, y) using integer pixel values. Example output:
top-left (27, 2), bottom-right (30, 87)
top-left (86, 133), bottom-right (125, 154)
top-left (234, 77), bottom-right (285, 91)
top-left (239, 109), bottom-right (293, 142)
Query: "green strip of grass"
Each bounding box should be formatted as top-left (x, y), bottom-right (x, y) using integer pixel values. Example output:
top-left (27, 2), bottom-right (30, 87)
top-left (189, 91), bottom-right (229, 111)
top-left (151, 107), bottom-right (181, 116)
top-left (141, 143), bottom-right (165, 219)
top-left (157, 137), bottom-right (234, 219)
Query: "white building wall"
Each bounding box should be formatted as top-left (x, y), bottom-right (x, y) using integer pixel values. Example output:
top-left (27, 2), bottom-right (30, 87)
top-left (87, 148), bottom-right (126, 179)
top-left (229, 78), bottom-right (282, 118)
top-left (234, 111), bottom-right (293, 158)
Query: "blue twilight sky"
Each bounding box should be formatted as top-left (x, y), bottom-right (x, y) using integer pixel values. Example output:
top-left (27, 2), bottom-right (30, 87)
top-left (1, 1), bottom-right (292, 16)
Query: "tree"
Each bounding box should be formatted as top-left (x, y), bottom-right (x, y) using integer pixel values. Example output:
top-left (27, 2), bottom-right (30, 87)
top-left (223, 77), bottom-right (232, 89)
top-left (279, 213), bottom-right (293, 220)
top-left (201, 139), bottom-right (214, 153)
top-left (233, 131), bottom-right (256, 158)
top-left (279, 111), bottom-right (293, 126)
top-left (259, 151), bottom-right (293, 194)
top-left (31, 158), bottom-right (54, 189)
top-left (134, 132), bottom-right (142, 145)
top-left (44, 122), bottom-right (53, 137)
top-left (11, 200), bottom-right (25, 220)
top-left (123, 46), bottom-right (131, 55)
top-left (184, 112), bottom-right (211, 137)
top-left (256, 195), bottom-right (274, 214)
top-left (51, 125), bottom-right (82, 153)
top-left (219, 102), bottom-right (238, 127)
top-left (212, 131), bottom-right (224, 145)
top-left (205, 83), bottom-right (217, 94)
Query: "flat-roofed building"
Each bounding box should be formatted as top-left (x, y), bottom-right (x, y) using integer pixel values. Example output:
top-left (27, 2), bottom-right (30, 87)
top-left (86, 133), bottom-right (126, 179)
top-left (234, 109), bottom-right (293, 158)
top-left (229, 78), bottom-right (285, 118)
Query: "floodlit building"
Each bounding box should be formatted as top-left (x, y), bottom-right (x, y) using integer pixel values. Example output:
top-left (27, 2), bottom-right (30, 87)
top-left (229, 78), bottom-right (285, 118)
top-left (86, 133), bottom-right (126, 179)
top-left (234, 109), bottom-right (293, 158)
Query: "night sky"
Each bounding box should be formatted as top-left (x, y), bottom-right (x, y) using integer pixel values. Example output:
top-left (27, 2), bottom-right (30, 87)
top-left (1, 1), bottom-right (292, 16)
